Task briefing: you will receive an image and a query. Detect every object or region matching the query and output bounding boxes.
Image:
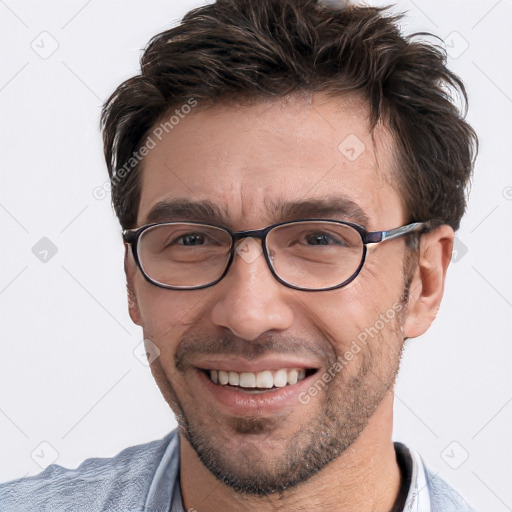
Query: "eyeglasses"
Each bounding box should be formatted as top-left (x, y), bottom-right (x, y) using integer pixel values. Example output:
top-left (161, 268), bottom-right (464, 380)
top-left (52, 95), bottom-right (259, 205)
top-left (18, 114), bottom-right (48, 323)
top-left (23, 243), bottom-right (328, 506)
top-left (123, 219), bottom-right (432, 292)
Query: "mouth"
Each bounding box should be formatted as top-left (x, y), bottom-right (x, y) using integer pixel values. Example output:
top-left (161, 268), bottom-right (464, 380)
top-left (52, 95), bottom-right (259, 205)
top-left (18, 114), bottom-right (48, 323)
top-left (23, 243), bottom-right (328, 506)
top-left (191, 360), bottom-right (322, 415)
top-left (201, 367), bottom-right (317, 394)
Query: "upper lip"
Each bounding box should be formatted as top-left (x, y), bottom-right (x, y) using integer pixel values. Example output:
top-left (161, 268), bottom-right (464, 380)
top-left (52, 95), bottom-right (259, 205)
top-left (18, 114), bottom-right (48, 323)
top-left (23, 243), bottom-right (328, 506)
top-left (194, 356), bottom-right (321, 373)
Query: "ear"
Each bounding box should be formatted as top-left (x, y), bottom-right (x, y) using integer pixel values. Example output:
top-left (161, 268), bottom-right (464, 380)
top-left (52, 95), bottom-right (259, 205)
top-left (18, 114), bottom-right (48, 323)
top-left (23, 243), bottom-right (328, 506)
top-left (403, 224), bottom-right (454, 339)
top-left (124, 244), bottom-right (142, 326)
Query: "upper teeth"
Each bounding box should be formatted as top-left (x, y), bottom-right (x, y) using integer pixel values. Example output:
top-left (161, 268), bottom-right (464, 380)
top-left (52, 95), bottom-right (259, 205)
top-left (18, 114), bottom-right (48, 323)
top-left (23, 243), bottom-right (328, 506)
top-left (209, 368), bottom-right (307, 388)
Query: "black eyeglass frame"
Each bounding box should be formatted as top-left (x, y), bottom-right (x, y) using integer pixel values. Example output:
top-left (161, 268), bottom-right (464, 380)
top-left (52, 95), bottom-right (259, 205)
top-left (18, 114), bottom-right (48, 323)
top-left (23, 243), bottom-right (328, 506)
top-left (123, 219), bottom-right (434, 292)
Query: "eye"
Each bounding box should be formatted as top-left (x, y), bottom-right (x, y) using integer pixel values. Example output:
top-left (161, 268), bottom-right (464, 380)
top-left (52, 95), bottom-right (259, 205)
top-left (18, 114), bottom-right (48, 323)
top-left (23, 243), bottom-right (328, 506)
top-left (303, 231), bottom-right (347, 246)
top-left (176, 232), bottom-right (207, 246)
top-left (305, 233), bottom-right (333, 246)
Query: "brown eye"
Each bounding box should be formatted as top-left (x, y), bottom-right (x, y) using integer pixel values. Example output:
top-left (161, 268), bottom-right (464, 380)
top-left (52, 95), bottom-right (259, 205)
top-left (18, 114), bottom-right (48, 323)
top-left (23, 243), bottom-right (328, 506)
top-left (176, 233), bottom-right (206, 246)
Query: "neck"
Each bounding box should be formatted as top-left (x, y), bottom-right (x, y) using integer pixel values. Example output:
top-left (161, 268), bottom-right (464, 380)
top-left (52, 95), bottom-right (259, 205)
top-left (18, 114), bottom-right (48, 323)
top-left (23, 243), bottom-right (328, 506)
top-left (179, 392), bottom-right (402, 512)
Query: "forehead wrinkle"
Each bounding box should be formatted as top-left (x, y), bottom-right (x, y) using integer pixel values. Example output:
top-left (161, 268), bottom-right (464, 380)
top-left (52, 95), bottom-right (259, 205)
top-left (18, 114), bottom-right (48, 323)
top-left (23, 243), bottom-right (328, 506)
top-left (232, 181), bottom-right (275, 226)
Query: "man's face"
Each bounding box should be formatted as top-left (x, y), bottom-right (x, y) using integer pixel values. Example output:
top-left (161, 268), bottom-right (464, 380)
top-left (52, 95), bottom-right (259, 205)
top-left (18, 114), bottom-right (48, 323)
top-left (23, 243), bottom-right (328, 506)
top-left (126, 93), bottom-right (411, 494)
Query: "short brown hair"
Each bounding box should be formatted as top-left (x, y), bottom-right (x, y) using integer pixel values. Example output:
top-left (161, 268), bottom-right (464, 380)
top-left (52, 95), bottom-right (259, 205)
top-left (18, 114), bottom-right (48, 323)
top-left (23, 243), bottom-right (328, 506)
top-left (101, 0), bottom-right (477, 230)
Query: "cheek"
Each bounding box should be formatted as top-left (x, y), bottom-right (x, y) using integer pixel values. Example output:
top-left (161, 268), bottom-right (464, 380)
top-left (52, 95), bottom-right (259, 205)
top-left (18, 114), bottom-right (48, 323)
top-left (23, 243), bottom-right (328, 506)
top-left (136, 282), bottom-right (211, 350)
top-left (303, 262), bottom-right (405, 354)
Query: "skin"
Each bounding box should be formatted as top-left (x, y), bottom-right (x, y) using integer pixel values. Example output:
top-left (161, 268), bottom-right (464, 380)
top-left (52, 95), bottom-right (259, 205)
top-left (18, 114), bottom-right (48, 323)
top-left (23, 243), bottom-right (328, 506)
top-left (125, 92), bottom-right (454, 511)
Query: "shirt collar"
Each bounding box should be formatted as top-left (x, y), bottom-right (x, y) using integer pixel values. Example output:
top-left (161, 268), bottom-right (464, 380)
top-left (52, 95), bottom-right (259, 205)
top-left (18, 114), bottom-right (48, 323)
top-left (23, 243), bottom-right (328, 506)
top-left (396, 442), bottom-right (432, 511)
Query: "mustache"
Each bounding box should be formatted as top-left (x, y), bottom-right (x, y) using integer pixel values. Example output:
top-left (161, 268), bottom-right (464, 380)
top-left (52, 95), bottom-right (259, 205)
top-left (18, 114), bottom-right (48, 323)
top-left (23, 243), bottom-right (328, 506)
top-left (175, 331), bottom-right (336, 371)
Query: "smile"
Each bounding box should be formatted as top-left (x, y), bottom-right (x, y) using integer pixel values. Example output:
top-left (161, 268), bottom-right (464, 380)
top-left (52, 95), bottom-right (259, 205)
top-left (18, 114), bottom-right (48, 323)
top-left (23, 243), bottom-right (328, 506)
top-left (206, 368), bottom-right (310, 391)
top-left (191, 357), bottom-right (322, 413)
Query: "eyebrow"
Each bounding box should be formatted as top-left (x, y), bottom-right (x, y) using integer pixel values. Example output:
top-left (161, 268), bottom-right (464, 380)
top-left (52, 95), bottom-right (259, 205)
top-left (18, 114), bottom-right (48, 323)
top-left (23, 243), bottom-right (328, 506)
top-left (144, 196), bottom-right (369, 228)
top-left (145, 199), bottom-right (227, 225)
top-left (269, 197), bottom-right (369, 228)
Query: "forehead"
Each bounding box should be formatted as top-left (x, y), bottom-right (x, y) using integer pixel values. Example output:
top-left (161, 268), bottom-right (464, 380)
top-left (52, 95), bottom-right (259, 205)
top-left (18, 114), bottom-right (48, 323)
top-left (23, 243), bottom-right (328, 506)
top-left (136, 92), bottom-right (404, 229)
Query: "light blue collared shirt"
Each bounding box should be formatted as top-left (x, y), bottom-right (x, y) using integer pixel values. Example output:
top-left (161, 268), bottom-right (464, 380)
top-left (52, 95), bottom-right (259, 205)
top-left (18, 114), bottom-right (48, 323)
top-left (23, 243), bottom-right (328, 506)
top-left (0, 429), bottom-right (476, 511)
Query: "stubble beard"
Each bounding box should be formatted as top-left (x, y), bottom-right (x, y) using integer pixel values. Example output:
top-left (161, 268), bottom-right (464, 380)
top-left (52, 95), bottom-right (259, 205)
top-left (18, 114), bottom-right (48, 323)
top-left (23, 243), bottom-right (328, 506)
top-left (151, 314), bottom-right (405, 496)
top-left (149, 263), bottom-right (414, 496)
top-left (180, 334), bottom-right (404, 495)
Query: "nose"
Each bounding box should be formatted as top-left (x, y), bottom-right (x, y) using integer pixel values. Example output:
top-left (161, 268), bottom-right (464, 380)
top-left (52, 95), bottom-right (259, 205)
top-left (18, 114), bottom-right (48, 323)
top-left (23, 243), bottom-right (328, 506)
top-left (210, 238), bottom-right (294, 340)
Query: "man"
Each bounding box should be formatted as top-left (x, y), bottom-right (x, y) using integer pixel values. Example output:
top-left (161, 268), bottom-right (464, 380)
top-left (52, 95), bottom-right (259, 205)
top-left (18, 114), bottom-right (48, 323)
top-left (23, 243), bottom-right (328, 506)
top-left (1, 0), bottom-right (478, 510)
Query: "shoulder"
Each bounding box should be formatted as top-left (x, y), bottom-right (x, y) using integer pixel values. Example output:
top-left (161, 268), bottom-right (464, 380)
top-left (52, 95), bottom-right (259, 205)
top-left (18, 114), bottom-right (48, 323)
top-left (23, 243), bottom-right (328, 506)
top-left (397, 442), bottom-right (477, 512)
top-left (423, 464), bottom-right (477, 512)
top-left (0, 429), bottom-right (179, 512)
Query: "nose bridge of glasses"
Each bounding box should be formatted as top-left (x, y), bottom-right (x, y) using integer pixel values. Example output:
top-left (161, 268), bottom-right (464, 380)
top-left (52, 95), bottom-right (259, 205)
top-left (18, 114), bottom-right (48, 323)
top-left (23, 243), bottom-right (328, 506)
top-left (232, 226), bottom-right (270, 243)
top-left (230, 228), bottom-right (271, 262)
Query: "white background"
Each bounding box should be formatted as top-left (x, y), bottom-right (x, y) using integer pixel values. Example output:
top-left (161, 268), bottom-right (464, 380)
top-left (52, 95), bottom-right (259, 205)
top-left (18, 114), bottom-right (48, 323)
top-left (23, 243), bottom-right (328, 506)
top-left (1, 1), bottom-right (511, 510)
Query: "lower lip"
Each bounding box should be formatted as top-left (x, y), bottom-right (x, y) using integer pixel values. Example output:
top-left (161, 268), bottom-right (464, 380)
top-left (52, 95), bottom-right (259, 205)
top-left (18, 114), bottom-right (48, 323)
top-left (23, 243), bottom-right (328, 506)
top-left (196, 369), bottom-right (319, 415)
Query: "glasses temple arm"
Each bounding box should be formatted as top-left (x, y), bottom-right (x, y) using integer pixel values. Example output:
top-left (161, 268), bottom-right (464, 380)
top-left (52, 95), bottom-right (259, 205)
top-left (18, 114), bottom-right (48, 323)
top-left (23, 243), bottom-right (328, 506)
top-left (365, 221), bottom-right (433, 243)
